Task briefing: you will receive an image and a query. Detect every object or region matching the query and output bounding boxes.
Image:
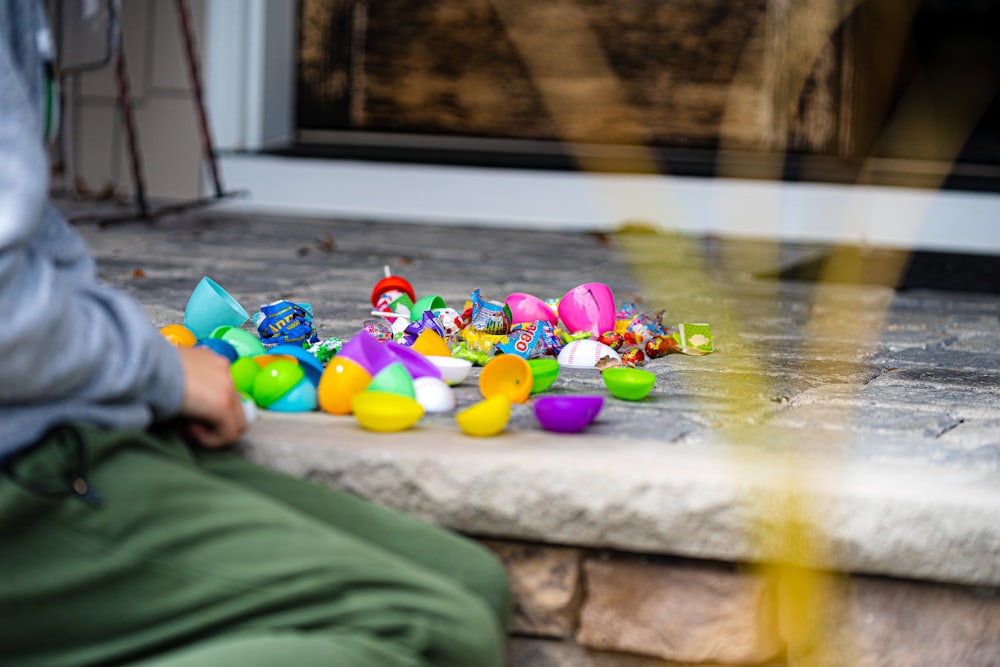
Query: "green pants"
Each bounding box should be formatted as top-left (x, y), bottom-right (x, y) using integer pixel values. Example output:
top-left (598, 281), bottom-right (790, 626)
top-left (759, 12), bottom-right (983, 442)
top-left (0, 424), bottom-right (510, 667)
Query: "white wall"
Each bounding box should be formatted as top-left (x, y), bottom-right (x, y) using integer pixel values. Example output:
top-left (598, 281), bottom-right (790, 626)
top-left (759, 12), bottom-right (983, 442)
top-left (56, 0), bottom-right (208, 201)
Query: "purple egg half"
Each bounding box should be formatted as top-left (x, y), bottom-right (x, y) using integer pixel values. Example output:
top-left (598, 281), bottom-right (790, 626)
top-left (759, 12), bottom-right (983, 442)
top-left (533, 395), bottom-right (604, 434)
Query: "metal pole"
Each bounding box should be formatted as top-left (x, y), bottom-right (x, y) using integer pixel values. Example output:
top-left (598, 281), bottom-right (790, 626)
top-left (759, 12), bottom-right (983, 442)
top-left (175, 0), bottom-right (225, 199)
top-left (115, 43), bottom-right (148, 218)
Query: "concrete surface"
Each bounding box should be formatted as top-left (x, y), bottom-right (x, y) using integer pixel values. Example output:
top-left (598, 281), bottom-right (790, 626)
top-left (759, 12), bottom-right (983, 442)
top-left (66, 200), bottom-right (1000, 587)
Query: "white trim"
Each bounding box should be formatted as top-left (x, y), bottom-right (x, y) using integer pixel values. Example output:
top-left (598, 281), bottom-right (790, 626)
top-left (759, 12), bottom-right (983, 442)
top-left (203, 0), bottom-right (296, 152)
top-left (214, 153), bottom-right (1000, 253)
top-left (203, 0), bottom-right (247, 150)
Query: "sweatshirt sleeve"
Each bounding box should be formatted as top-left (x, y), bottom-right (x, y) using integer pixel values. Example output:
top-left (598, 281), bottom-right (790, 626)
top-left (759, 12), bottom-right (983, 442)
top-left (0, 5), bottom-right (184, 421)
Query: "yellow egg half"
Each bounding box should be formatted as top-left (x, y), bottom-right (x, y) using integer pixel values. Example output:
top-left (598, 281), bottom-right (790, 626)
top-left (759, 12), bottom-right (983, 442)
top-left (411, 329), bottom-right (453, 357)
top-left (317, 357), bottom-right (372, 415)
top-left (351, 391), bottom-right (425, 432)
top-left (456, 395), bottom-right (511, 437)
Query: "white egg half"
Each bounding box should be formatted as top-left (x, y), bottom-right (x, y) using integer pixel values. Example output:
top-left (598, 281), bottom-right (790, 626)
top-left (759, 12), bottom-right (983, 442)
top-left (557, 339), bottom-right (622, 369)
top-left (413, 376), bottom-right (457, 413)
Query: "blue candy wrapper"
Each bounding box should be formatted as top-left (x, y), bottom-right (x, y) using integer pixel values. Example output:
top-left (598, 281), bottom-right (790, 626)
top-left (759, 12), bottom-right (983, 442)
top-left (256, 300), bottom-right (319, 346)
top-left (496, 321), bottom-right (552, 359)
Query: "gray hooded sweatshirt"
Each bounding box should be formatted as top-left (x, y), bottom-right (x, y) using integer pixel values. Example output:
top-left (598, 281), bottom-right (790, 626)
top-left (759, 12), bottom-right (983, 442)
top-left (0, 0), bottom-right (184, 461)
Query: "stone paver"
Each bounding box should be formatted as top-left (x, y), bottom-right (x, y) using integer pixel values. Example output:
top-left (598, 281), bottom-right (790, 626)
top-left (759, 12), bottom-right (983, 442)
top-left (68, 203), bottom-right (1000, 588)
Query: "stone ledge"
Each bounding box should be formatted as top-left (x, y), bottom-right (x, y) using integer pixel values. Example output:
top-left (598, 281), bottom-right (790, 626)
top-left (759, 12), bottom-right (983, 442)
top-left (239, 411), bottom-right (1000, 587)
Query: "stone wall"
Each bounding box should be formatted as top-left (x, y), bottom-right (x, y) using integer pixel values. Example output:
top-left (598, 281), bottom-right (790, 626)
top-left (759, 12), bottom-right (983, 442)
top-left (483, 540), bottom-right (1000, 667)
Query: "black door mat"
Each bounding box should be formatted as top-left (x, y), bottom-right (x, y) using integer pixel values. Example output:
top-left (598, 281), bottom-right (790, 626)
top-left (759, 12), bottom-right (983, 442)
top-left (762, 247), bottom-right (1000, 295)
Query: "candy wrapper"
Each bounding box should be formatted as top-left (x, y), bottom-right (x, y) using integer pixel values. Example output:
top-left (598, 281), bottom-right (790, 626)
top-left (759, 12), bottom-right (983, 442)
top-left (597, 331), bottom-right (625, 350)
top-left (435, 307), bottom-right (468, 338)
top-left (495, 321), bottom-right (554, 359)
top-left (620, 348), bottom-right (646, 367)
top-left (452, 342), bottom-right (492, 366)
top-left (460, 326), bottom-right (508, 354)
top-left (545, 297), bottom-right (560, 319)
top-left (469, 289), bottom-right (512, 335)
top-left (308, 337), bottom-right (342, 364)
top-left (360, 318), bottom-right (394, 343)
top-left (673, 322), bottom-right (715, 355)
top-left (400, 310), bottom-right (445, 345)
top-left (255, 301), bottom-right (319, 347)
top-left (558, 329), bottom-right (592, 345)
top-left (616, 301), bottom-right (642, 321)
top-left (645, 334), bottom-right (679, 358)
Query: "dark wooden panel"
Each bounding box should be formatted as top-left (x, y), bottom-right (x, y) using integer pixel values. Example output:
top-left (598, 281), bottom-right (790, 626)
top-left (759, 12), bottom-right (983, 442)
top-left (298, 0), bottom-right (852, 154)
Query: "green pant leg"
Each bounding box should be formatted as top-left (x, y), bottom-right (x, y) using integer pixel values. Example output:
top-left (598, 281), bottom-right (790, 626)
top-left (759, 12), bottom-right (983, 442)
top-left (129, 632), bottom-right (427, 667)
top-left (0, 425), bottom-right (504, 667)
top-left (195, 446), bottom-right (511, 627)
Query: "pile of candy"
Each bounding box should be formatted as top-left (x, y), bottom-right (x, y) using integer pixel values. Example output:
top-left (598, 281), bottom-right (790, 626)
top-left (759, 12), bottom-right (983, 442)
top-left (365, 268), bottom-right (713, 368)
top-left (158, 269), bottom-right (714, 437)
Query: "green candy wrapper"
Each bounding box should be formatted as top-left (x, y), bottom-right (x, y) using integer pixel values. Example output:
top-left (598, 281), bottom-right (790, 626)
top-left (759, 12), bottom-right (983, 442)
top-left (672, 322), bottom-right (714, 355)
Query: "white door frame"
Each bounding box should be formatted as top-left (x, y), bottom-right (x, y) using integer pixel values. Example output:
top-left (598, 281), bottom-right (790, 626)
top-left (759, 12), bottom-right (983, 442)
top-left (200, 2), bottom-right (1000, 254)
top-left (202, 0), bottom-right (297, 152)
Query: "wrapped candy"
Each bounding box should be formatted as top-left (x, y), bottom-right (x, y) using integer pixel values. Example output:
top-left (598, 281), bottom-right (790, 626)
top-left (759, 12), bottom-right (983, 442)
top-left (452, 342), bottom-right (493, 366)
top-left (256, 300), bottom-right (319, 347)
top-left (400, 310), bottom-right (445, 346)
top-left (645, 334), bottom-right (679, 359)
top-left (435, 307), bottom-right (468, 338)
top-left (496, 321), bottom-right (548, 359)
top-left (469, 289), bottom-right (512, 335)
top-left (360, 318), bottom-right (394, 343)
top-left (308, 337), bottom-right (343, 364)
top-left (460, 326), bottom-right (508, 354)
top-left (597, 330), bottom-right (625, 350)
top-left (620, 348), bottom-right (646, 367)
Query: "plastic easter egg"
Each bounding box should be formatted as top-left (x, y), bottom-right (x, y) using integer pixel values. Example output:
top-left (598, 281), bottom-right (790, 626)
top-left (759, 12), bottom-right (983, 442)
top-left (385, 341), bottom-right (442, 380)
top-left (368, 362), bottom-right (416, 398)
top-left (160, 324), bottom-right (197, 347)
top-left (479, 354), bottom-right (533, 403)
top-left (255, 354), bottom-right (297, 368)
top-left (317, 357), bottom-right (372, 415)
top-left (266, 378), bottom-right (318, 412)
top-left (252, 359), bottom-right (305, 408)
top-left (456, 395), bottom-right (511, 437)
top-left (210, 326), bottom-right (266, 358)
top-left (527, 358), bottom-right (560, 393)
top-left (602, 366), bottom-right (656, 401)
top-left (559, 283), bottom-right (616, 337)
top-left (411, 294), bottom-right (447, 317)
top-left (557, 339), bottom-right (621, 369)
top-left (505, 292), bottom-right (557, 326)
top-left (534, 395), bottom-right (604, 433)
top-left (184, 276), bottom-right (249, 340)
top-left (413, 376), bottom-right (456, 413)
top-left (268, 343), bottom-right (324, 387)
top-left (411, 330), bottom-right (452, 357)
top-left (196, 337), bottom-right (239, 362)
top-left (370, 275), bottom-right (416, 309)
top-left (427, 356), bottom-right (473, 386)
top-left (339, 331), bottom-right (394, 375)
top-left (230, 356), bottom-right (262, 395)
top-left (352, 391), bottom-right (424, 432)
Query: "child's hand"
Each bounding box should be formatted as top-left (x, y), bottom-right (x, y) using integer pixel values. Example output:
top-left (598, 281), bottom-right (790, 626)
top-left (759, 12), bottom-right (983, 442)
top-left (177, 347), bottom-right (248, 448)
